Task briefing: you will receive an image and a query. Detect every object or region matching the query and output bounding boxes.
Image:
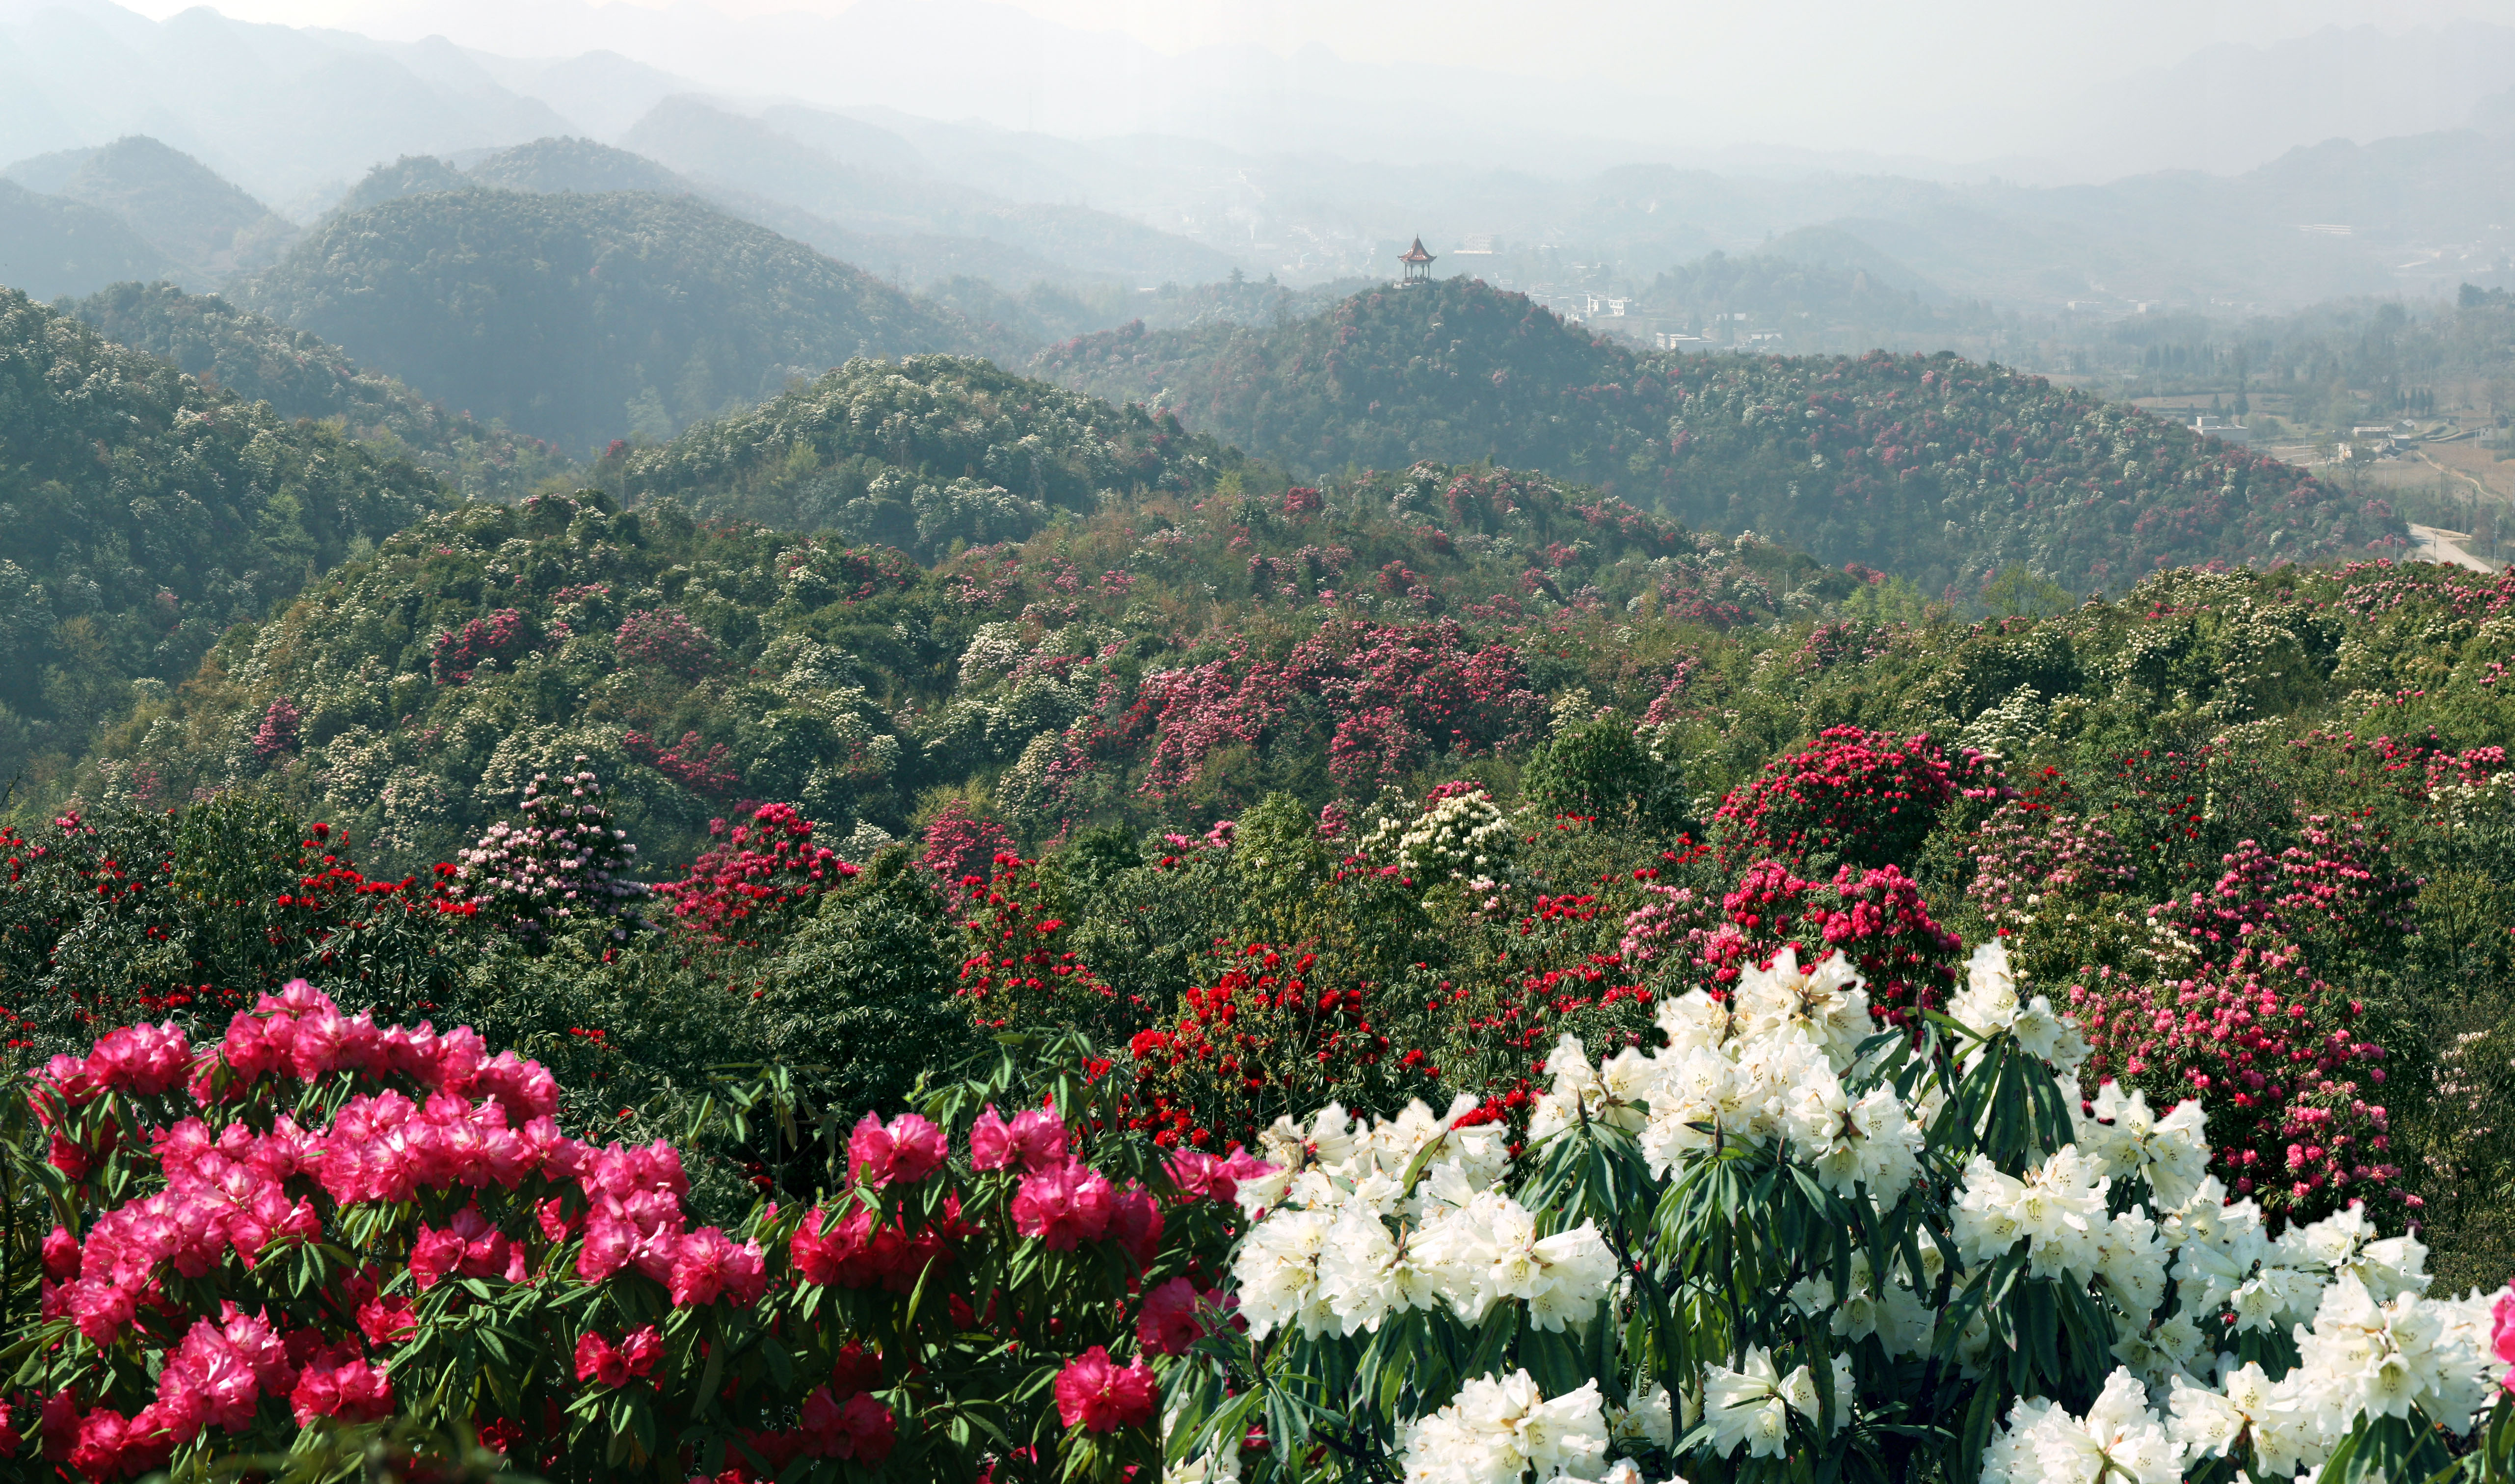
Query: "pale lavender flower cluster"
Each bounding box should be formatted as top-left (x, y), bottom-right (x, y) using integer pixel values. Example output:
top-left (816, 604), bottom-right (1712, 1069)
top-left (455, 757), bottom-right (646, 942)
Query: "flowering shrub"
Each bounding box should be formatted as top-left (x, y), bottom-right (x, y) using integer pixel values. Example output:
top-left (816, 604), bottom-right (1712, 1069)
top-left (614, 607), bottom-right (721, 682)
top-left (429, 608), bottom-right (534, 685)
top-left (623, 729), bottom-right (743, 796)
top-left (1169, 937), bottom-right (2513, 1484)
top-left (6, 986), bottom-right (1266, 1482)
top-left (1627, 857), bottom-right (1961, 1025)
top-left (654, 802), bottom-right (853, 948)
top-left (2069, 934), bottom-right (2403, 1224)
top-left (1711, 726), bottom-right (1994, 871)
top-left (454, 761), bottom-right (645, 944)
top-left (1362, 785), bottom-right (1520, 902)
top-left (1125, 942), bottom-right (1442, 1154)
top-left (952, 852), bottom-right (1129, 1036)
top-left (919, 802), bottom-right (1016, 893)
top-left (248, 697), bottom-right (299, 763)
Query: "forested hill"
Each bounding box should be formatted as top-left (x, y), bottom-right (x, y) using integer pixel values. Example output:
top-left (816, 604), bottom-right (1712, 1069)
top-left (237, 189), bottom-right (984, 455)
top-left (0, 289), bottom-right (445, 790)
top-left (598, 354), bottom-right (1238, 559)
top-left (1032, 276), bottom-right (2403, 598)
top-left (73, 283), bottom-right (576, 503)
top-left (71, 459), bottom-right (1832, 869)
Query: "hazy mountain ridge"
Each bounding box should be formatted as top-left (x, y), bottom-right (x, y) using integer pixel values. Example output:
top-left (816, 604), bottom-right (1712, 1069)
top-left (236, 186), bottom-right (984, 454)
top-left (70, 280), bottom-right (577, 503)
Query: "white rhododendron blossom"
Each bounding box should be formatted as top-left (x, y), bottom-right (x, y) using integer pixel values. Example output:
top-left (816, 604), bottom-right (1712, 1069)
top-left (1398, 1371), bottom-right (1608, 1484)
top-left (1195, 936), bottom-right (2510, 1483)
top-left (1982, 1369), bottom-right (2186, 1484)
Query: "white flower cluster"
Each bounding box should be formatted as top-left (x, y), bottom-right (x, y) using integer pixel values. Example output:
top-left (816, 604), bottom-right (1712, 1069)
top-left (1989, 1269), bottom-right (2499, 1483)
top-left (1231, 1099), bottom-right (1615, 1343)
top-left (1401, 1372), bottom-right (1608, 1484)
top-left (1536, 947), bottom-right (1926, 1203)
top-left (1947, 942), bottom-right (2090, 1073)
top-left (1365, 788), bottom-right (1520, 899)
top-left (1703, 1347), bottom-right (1854, 1459)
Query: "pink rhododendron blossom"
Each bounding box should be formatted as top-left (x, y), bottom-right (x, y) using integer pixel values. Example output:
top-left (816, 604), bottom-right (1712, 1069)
top-left (1011, 1159), bottom-right (1114, 1250)
top-left (849, 1112), bottom-right (947, 1186)
top-left (1053, 1346), bottom-right (1157, 1433)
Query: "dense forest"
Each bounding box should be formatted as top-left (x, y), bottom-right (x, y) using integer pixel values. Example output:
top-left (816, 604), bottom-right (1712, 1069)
top-left (71, 282), bottom-right (577, 501)
top-left (0, 289), bottom-right (446, 794)
top-left (598, 353), bottom-right (1234, 556)
top-left (237, 188), bottom-right (982, 453)
top-left (1033, 277), bottom-right (2401, 597)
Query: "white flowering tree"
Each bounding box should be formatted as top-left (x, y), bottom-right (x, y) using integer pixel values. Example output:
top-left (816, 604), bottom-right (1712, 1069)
top-left (1159, 940), bottom-right (2515, 1484)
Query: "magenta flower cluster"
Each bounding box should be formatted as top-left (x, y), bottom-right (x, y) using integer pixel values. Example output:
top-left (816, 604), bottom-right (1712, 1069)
top-left (613, 606), bottom-right (721, 681)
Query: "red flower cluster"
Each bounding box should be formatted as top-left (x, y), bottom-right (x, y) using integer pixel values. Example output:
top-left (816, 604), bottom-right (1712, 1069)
top-left (654, 804), bottom-right (855, 947)
top-left (953, 853), bottom-right (1125, 1032)
top-left (1712, 726), bottom-right (1994, 871)
top-left (429, 608), bottom-right (533, 685)
top-left (1125, 941), bottom-right (1436, 1153)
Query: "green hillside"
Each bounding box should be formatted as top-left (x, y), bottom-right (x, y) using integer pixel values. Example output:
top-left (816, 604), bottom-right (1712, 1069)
top-left (73, 281), bottom-right (576, 503)
top-left (1032, 276), bottom-right (2403, 598)
top-left (0, 288), bottom-right (445, 790)
top-left (5, 135), bottom-right (296, 280)
top-left (237, 188), bottom-right (983, 454)
top-left (598, 353), bottom-right (1235, 558)
top-left (69, 348), bottom-right (1836, 863)
top-left (0, 178), bottom-right (173, 299)
top-left (465, 136), bottom-right (691, 196)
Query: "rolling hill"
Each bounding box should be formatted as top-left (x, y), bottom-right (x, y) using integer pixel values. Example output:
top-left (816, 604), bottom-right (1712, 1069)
top-left (1031, 276), bottom-right (2404, 597)
top-left (599, 353), bottom-right (1237, 558)
top-left (71, 281), bottom-right (576, 503)
top-left (2, 135), bottom-right (296, 283)
top-left (0, 287), bottom-right (446, 790)
top-left (0, 177), bottom-right (172, 299)
top-left (237, 187), bottom-right (985, 454)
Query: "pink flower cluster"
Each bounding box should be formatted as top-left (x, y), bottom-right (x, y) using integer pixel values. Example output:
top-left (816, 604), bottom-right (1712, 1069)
top-left (1053, 1346), bottom-right (1157, 1433)
top-left (917, 801), bottom-right (1015, 893)
top-left (1964, 800), bottom-right (2136, 936)
top-left (430, 608), bottom-right (533, 685)
top-left (455, 761), bottom-right (646, 943)
top-left (250, 696), bottom-right (299, 762)
top-left (849, 1112), bottom-right (947, 1185)
top-left (1136, 1274), bottom-right (1236, 1357)
top-left (1133, 617), bottom-right (1544, 797)
top-left (2069, 936), bottom-right (2400, 1221)
top-left (614, 606), bottom-right (721, 681)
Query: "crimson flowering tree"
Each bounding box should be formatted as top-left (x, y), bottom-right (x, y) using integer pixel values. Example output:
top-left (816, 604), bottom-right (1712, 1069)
top-left (614, 609), bottom-right (721, 682)
top-left (1623, 858), bottom-right (1961, 1026)
top-left (623, 731), bottom-right (743, 797)
top-left (1711, 726), bottom-right (1999, 871)
top-left (429, 610), bottom-right (534, 686)
top-left (952, 853), bottom-right (1130, 1038)
top-left (654, 804), bottom-right (854, 949)
top-left (1125, 942), bottom-right (1442, 1155)
top-left (917, 804), bottom-right (1014, 894)
top-left (5, 984), bottom-right (1261, 1482)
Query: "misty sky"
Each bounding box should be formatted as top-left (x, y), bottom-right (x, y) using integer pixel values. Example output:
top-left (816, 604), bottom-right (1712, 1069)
top-left (87, 0), bottom-right (2515, 168)
top-left (113, 0), bottom-right (2515, 94)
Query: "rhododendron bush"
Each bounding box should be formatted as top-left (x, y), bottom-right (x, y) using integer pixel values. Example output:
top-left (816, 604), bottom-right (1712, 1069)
top-left (1161, 937), bottom-right (2515, 1484)
top-left (0, 984), bottom-right (1259, 1483)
